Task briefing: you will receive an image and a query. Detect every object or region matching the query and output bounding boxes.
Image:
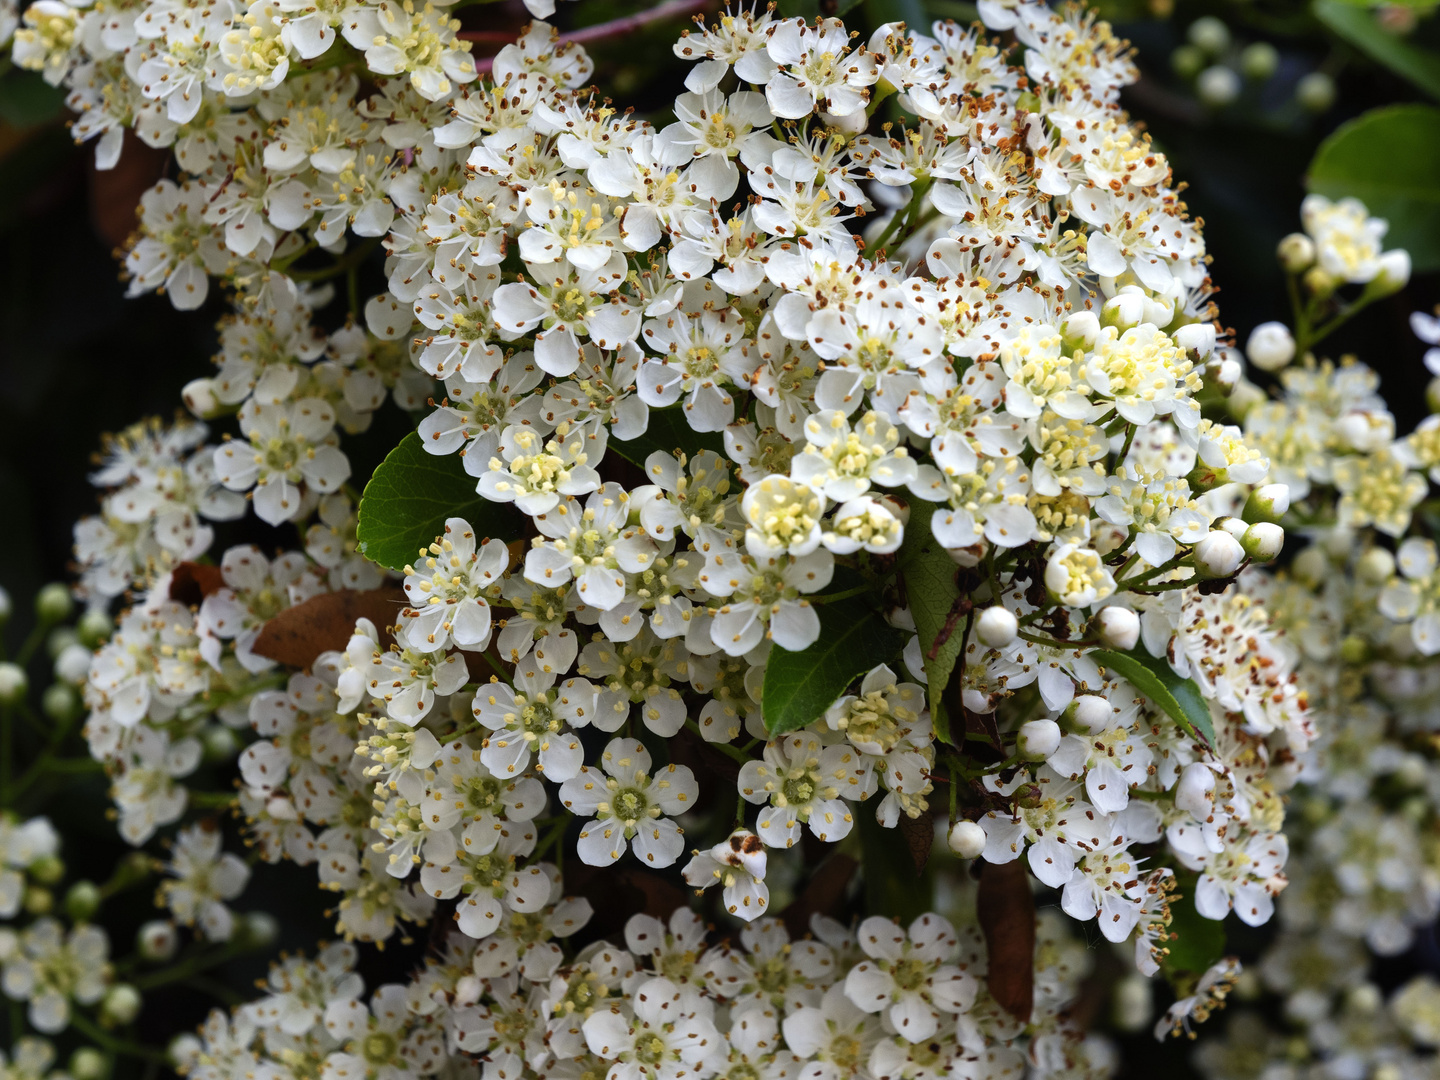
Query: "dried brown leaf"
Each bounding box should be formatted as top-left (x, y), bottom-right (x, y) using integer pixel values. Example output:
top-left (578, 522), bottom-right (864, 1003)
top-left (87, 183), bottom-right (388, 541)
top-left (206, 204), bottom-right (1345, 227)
top-left (250, 588), bottom-right (406, 668)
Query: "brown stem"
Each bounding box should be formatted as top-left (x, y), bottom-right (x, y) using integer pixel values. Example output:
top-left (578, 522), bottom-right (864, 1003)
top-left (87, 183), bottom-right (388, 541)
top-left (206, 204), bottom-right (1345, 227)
top-left (462, 0), bottom-right (714, 72)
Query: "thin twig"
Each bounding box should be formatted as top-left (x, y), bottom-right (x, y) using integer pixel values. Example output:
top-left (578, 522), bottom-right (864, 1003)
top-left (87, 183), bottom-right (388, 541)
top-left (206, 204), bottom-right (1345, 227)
top-left (463, 0), bottom-right (714, 73)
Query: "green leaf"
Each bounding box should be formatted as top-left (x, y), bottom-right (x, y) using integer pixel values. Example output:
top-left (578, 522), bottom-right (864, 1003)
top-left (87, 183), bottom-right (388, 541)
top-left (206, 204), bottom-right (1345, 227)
top-left (897, 499), bottom-right (965, 742)
top-left (609, 407), bottom-right (726, 470)
top-left (356, 432), bottom-right (524, 573)
top-left (1091, 647), bottom-right (1215, 746)
top-left (1306, 103), bottom-right (1440, 272)
top-left (1160, 872), bottom-right (1227, 978)
top-left (762, 596), bottom-right (906, 735)
top-left (1314, 0), bottom-right (1440, 101)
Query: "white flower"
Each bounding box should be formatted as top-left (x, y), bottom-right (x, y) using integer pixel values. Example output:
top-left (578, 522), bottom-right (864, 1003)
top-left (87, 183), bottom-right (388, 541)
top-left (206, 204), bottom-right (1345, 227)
top-left (764, 17), bottom-right (879, 119)
top-left (525, 485), bottom-right (658, 612)
top-left (842, 914), bottom-right (978, 1043)
top-left (213, 398), bottom-right (351, 526)
top-left (682, 830), bottom-right (769, 920)
top-left (701, 549), bottom-right (835, 655)
top-left (1, 918), bottom-right (109, 1033)
top-left (471, 654), bottom-right (597, 781)
top-left (1043, 542), bottom-right (1116, 607)
top-left (158, 823), bottom-right (251, 941)
top-left (737, 733), bottom-right (871, 847)
top-left (400, 518), bottom-right (508, 652)
top-left (792, 411), bottom-right (916, 501)
top-left (558, 738), bottom-right (698, 867)
top-left (581, 977), bottom-right (721, 1080)
top-left (481, 422), bottom-right (608, 516)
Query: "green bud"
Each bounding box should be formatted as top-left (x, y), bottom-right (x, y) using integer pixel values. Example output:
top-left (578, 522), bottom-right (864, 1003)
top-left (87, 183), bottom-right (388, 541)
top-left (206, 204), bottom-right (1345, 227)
top-left (24, 886), bottom-right (53, 916)
top-left (77, 609), bottom-right (113, 648)
top-left (101, 985), bottom-right (143, 1027)
top-left (42, 683), bottom-right (81, 724)
top-left (1171, 43), bottom-right (1205, 79)
top-left (0, 663), bottom-right (27, 706)
top-left (29, 854), bottom-right (65, 885)
top-left (70, 1048), bottom-right (108, 1080)
top-left (64, 881), bottom-right (102, 922)
top-left (35, 583), bottom-right (74, 625)
top-left (1241, 41), bottom-right (1278, 80)
top-left (46, 627), bottom-right (79, 659)
top-left (1242, 484), bottom-right (1291, 524)
top-left (1338, 635), bottom-right (1369, 665)
top-left (201, 725), bottom-right (239, 763)
top-left (1296, 71), bottom-right (1336, 113)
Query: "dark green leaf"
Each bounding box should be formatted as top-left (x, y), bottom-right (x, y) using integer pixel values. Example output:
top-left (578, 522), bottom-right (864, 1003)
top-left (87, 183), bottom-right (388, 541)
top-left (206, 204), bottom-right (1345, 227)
top-left (858, 802), bottom-right (933, 922)
top-left (356, 432), bottom-right (524, 573)
top-left (1306, 103), bottom-right (1440, 272)
top-left (897, 499), bottom-right (966, 742)
top-left (1161, 872), bottom-right (1227, 977)
top-left (1313, 0), bottom-right (1440, 101)
top-left (610, 407), bottom-right (726, 470)
top-left (1091, 647), bottom-right (1215, 746)
top-left (762, 596), bottom-right (906, 735)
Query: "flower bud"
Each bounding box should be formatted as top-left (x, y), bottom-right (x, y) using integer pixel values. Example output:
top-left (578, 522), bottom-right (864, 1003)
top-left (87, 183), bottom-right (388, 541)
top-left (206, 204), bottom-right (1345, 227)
top-left (1093, 606), bottom-right (1141, 651)
top-left (1197, 65), bottom-right (1241, 106)
top-left (0, 663), bottom-right (27, 707)
top-left (947, 820), bottom-right (986, 859)
top-left (64, 881), bottom-right (101, 923)
top-left (1339, 634), bottom-right (1369, 665)
top-left (70, 1049), bottom-right (107, 1080)
top-left (945, 541), bottom-right (987, 568)
top-left (976, 606), bottom-right (1018, 648)
top-left (1241, 41), bottom-right (1278, 80)
top-left (1171, 43), bottom-right (1205, 79)
top-left (24, 887), bottom-right (53, 916)
top-left (42, 683), bottom-right (80, 724)
top-left (1018, 719), bottom-right (1062, 760)
top-left (1101, 291), bottom-right (1147, 331)
top-left (1357, 546), bottom-right (1396, 584)
top-left (1292, 545), bottom-right (1328, 588)
top-left (1175, 321), bottom-right (1216, 359)
top-left (1334, 410), bottom-right (1394, 452)
top-left (1242, 522), bottom-right (1285, 562)
top-left (454, 975), bottom-right (483, 1005)
top-left (1214, 516), bottom-right (1249, 541)
top-left (29, 855), bottom-right (64, 885)
top-left (1176, 761), bottom-right (1215, 815)
top-left (242, 912), bottom-right (280, 948)
top-left (201, 725), bottom-right (239, 763)
top-left (182, 377), bottom-right (221, 420)
top-left (35, 583), bottom-right (73, 625)
top-left (1243, 483), bottom-right (1291, 523)
top-left (1246, 322), bottom-right (1295, 372)
top-left (102, 985), bottom-right (143, 1026)
top-left (1067, 694), bottom-right (1114, 733)
top-left (55, 643), bottom-right (92, 685)
top-left (1228, 377), bottom-right (1268, 420)
top-left (1296, 71), bottom-right (1336, 113)
top-left (1277, 233), bottom-right (1316, 273)
top-left (1210, 356), bottom-right (1242, 395)
top-left (1194, 530), bottom-right (1246, 578)
top-left (0, 586), bottom-right (10, 626)
top-left (137, 920), bottom-right (178, 962)
top-left (1061, 310), bottom-right (1100, 348)
top-left (1113, 975), bottom-right (1153, 1033)
top-left (77, 609), bottom-right (113, 648)
top-left (1373, 249), bottom-right (1412, 296)
top-left (1188, 15), bottom-right (1230, 52)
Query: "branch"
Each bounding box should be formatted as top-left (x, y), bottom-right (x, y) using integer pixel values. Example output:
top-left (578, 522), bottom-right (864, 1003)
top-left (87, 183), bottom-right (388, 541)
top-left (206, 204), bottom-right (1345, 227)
top-left (463, 0), bottom-right (714, 73)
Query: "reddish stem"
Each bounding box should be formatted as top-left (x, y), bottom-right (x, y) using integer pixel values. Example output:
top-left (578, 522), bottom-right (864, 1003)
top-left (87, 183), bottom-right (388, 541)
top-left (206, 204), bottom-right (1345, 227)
top-left (460, 0), bottom-right (714, 73)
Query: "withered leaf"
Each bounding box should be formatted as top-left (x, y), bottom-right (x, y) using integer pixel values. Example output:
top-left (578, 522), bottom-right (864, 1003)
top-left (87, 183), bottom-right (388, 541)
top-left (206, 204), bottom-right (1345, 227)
top-left (898, 811), bottom-right (934, 875)
top-left (977, 859), bottom-right (1035, 1022)
top-left (251, 588), bottom-right (406, 669)
top-left (169, 562), bottom-right (226, 606)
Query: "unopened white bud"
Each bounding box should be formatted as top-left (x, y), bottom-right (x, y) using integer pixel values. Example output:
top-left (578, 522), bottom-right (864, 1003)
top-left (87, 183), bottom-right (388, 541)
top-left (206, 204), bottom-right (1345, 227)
top-left (1241, 41), bottom-right (1278, 80)
top-left (1357, 546), bottom-right (1396, 584)
top-left (1246, 322), bottom-right (1296, 372)
top-left (1210, 356), bottom-right (1242, 394)
top-left (1243, 483), bottom-right (1291, 523)
top-left (1093, 606), bottom-right (1141, 651)
top-left (1278, 233), bottom-right (1316, 272)
top-left (1176, 762), bottom-right (1216, 814)
top-left (1214, 516), bottom-right (1249, 541)
top-left (101, 985), bottom-right (143, 1026)
top-left (1068, 694), bottom-right (1114, 733)
top-left (1228, 377), bottom-right (1267, 420)
top-left (1374, 249), bottom-right (1412, 296)
top-left (947, 820), bottom-right (986, 858)
top-left (138, 921), bottom-right (178, 962)
top-left (35, 583), bottom-right (73, 624)
top-left (0, 586), bottom-right (10, 625)
top-left (1292, 545), bottom-right (1328, 588)
top-left (1061, 310), bottom-right (1101, 347)
top-left (1018, 719), bottom-right (1062, 760)
top-left (1197, 65), bottom-right (1241, 106)
top-left (1175, 321), bottom-right (1216, 358)
top-left (70, 1049), bottom-right (107, 1080)
top-left (1194, 530), bottom-right (1246, 578)
top-left (242, 912), bottom-right (279, 947)
top-left (1242, 522), bottom-right (1285, 562)
top-left (454, 975), bottom-right (483, 1005)
top-left (1188, 15), bottom-right (1230, 52)
top-left (1113, 975), bottom-right (1153, 1033)
top-left (1296, 71), bottom-right (1336, 112)
top-left (1101, 291), bottom-right (1147, 330)
top-left (1334, 410), bottom-right (1394, 452)
top-left (182, 377), bottom-right (221, 419)
top-left (0, 664), bottom-right (27, 706)
top-left (976, 606), bottom-right (1018, 648)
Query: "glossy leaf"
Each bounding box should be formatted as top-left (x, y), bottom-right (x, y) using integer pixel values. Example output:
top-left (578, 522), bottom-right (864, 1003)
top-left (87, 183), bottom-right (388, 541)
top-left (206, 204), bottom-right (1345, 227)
top-left (356, 432), bottom-right (523, 573)
top-left (1307, 104), bottom-right (1440, 272)
top-left (1091, 647), bottom-right (1215, 746)
top-left (1161, 872), bottom-right (1227, 977)
top-left (762, 595), bottom-right (906, 735)
top-left (1313, 1), bottom-right (1440, 101)
top-left (609, 406), bottom-right (726, 469)
top-left (897, 499), bottom-right (966, 742)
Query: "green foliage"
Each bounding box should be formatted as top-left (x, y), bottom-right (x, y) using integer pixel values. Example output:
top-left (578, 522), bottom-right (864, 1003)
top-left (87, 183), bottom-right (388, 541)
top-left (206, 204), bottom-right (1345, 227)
top-left (762, 595), bottom-right (907, 735)
top-left (1091, 647), bottom-right (1216, 746)
top-left (1313, 0), bottom-right (1440, 100)
top-left (1161, 872), bottom-right (1228, 978)
top-left (356, 432), bottom-right (522, 573)
top-left (1307, 104), bottom-right (1440, 272)
top-left (609, 407), bottom-right (726, 469)
top-left (897, 499), bottom-right (965, 743)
